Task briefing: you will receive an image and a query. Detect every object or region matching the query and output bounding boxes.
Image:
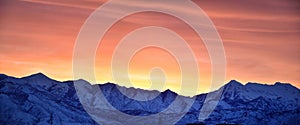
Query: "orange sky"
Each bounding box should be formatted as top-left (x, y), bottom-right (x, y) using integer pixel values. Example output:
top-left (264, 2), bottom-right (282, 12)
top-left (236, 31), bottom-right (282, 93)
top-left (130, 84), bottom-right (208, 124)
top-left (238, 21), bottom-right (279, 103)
top-left (0, 0), bottom-right (299, 96)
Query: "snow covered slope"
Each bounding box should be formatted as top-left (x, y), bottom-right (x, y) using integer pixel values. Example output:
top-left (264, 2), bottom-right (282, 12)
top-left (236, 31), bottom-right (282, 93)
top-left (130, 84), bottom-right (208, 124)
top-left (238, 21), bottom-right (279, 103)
top-left (0, 73), bottom-right (299, 124)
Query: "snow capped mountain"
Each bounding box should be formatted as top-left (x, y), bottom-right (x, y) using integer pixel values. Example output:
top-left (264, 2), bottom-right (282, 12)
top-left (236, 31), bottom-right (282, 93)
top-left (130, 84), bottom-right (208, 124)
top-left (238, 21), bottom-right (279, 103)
top-left (0, 73), bottom-right (97, 125)
top-left (0, 73), bottom-right (299, 124)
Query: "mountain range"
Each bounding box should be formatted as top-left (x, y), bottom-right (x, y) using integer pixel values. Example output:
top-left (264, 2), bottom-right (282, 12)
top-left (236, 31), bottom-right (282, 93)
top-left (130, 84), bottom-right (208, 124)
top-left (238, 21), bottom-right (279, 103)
top-left (0, 73), bottom-right (299, 125)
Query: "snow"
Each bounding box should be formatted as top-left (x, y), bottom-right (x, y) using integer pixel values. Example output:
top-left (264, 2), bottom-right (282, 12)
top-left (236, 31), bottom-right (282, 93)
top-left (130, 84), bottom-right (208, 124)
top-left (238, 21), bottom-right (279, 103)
top-left (0, 73), bottom-right (299, 124)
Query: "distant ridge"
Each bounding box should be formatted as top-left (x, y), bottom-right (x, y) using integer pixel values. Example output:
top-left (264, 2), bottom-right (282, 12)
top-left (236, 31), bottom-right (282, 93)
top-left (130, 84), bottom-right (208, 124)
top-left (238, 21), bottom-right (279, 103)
top-left (3, 72), bottom-right (297, 96)
top-left (0, 73), bottom-right (299, 124)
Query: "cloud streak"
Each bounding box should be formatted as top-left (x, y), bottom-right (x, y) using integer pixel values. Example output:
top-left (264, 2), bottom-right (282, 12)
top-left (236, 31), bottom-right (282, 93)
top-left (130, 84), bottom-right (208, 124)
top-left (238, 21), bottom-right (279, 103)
top-left (0, 0), bottom-right (299, 94)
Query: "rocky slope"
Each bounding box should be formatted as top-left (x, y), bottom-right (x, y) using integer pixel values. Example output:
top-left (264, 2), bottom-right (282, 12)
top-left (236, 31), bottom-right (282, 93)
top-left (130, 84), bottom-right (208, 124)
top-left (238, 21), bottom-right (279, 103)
top-left (0, 73), bottom-right (299, 124)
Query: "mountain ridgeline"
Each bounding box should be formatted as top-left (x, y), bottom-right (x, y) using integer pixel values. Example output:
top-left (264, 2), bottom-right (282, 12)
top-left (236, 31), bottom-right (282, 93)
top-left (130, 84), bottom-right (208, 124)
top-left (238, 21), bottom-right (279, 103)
top-left (0, 73), bottom-right (299, 124)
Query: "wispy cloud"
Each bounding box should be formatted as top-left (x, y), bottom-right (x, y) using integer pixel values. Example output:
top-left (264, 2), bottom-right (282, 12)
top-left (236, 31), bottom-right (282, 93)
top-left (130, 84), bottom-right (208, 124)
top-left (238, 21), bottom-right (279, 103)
top-left (0, 0), bottom-right (299, 94)
top-left (20, 0), bottom-right (104, 10)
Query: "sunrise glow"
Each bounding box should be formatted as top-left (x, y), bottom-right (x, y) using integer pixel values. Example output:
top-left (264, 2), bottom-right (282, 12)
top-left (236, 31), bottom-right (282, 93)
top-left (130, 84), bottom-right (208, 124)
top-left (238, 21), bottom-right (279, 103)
top-left (1, 0), bottom-right (299, 96)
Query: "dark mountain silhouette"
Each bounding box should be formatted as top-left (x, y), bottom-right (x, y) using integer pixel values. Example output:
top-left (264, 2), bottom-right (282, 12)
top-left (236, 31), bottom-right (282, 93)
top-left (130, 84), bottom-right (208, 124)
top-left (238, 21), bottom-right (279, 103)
top-left (0, 73), bottom-right (299, 124)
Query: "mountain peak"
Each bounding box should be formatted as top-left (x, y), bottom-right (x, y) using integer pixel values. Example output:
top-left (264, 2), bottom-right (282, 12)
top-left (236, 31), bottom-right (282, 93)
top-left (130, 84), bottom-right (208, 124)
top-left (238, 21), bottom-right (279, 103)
top-left (31, 72), bottom-right (48, 77)
top-left (162, 89), bottom-right (178, 95)
top-left (164, 89), bottom-right (173, 93)
top-left (273, 82), bottom-right (296, 89)
top-left (1, 74), bottom-right (300, 124)
top-left (245, 82), bottom-right (294, 88)
top-left (0, 74), bottom-right (8, 80)
top-left (22, 72), bottom-right (52, 81)
top-left (274, 82), bottom-right (290, 86)
top-left (226, 80), bottom-right (243, 87)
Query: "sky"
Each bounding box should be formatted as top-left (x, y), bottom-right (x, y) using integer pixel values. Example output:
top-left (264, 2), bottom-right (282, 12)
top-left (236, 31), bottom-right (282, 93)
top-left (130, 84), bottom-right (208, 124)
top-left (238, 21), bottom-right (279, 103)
top-left (0, 0), bottom-right (299, 96)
